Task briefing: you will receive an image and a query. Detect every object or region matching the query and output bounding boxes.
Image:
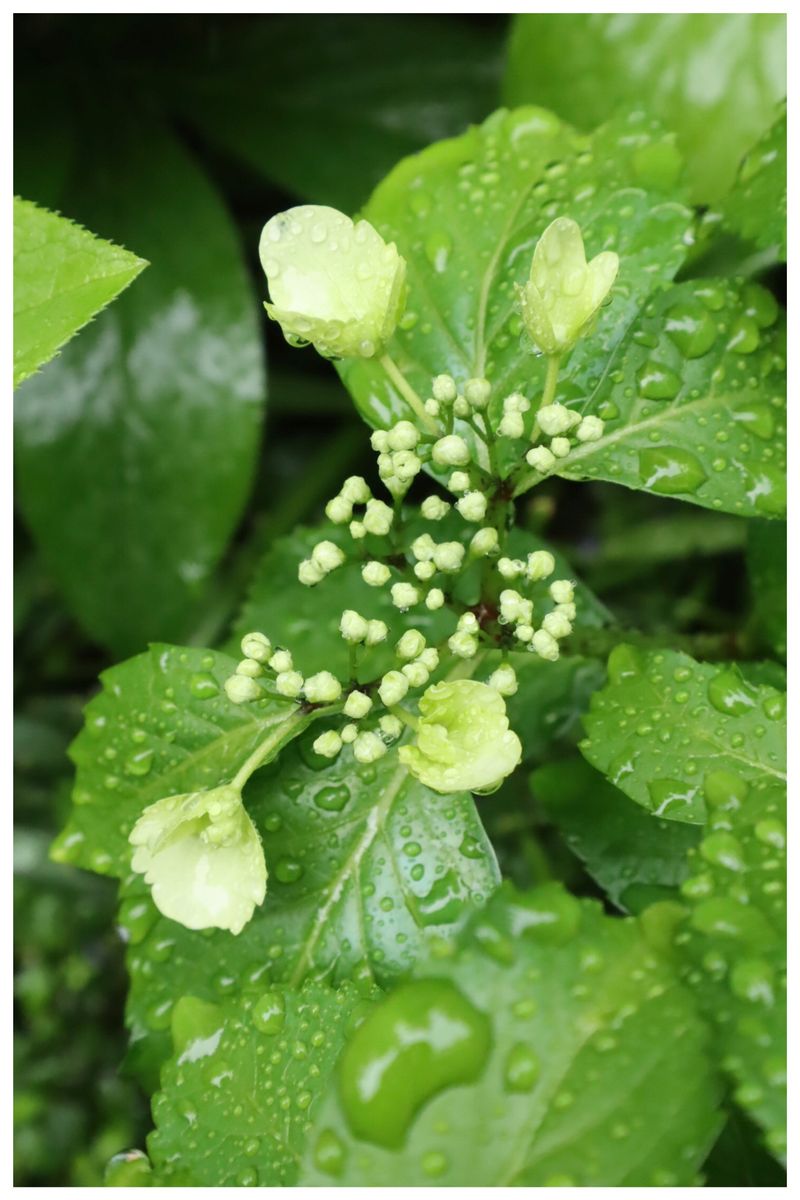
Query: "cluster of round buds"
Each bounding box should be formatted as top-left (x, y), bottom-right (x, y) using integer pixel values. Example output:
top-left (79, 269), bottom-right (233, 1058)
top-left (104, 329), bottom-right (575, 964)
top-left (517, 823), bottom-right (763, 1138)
top-left (298, 539), bottom-right (346, 587)
top-left (324, 475), bottom-right (372, 527)
top-left (371, 421), bottom-right (422, 498)
top-left (526, 403), bottom-right (604, 474)
top-left (423, 374), bottom-right (491, 424)
top-left (498, 392), bottom-right (531, 439)
top-left (490, 548), bottom-right (577, 661)
top-left (224, 631), bottom-right (345, 707)
top-left (311, 626), bottom-right (440, 763)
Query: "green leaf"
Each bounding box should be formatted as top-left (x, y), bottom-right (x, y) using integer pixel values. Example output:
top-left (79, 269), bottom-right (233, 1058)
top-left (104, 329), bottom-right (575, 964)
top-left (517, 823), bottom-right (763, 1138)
top-left (147, 980), bottom-right (377, 1186)
top-left (747, 519), bottom-right (786, 659)
top-left (539, 278), bottom-right (786, 518)
top-left (122, 729), bottom-right (499, 1076)
top-left (164, 15), bottom-right (503, 212)
top-left (14, 116), bottom-right (265, 656)
top-left (676, 768), bottom-right (786, 1162)
top-left (299, 884), bottom-right (721, 1185)
top-left (581, 646), bottom-right (786, 824)
top-left (338, 107), bottom-right (693, 480)
top-left (52, 644), bottom-right (308, 877)
top-left (13, 197), bottom-right (146, 388)
top-left (722, 107), bottom-right (786, 260)
top-left (506, 656), bottom-right (606, 764)
top-left (503, 14), bottom-right (786, 204)
top-left (532, 757), bottom-right (699, 912)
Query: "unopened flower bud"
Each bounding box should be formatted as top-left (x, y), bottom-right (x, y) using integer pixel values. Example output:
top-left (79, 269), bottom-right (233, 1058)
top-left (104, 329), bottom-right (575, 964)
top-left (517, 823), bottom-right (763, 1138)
top-left (414, 560), bottom-right (436, 580)
top-left (550, 437), bottom-right (571, 458)
top-left (515, 623), bottom-right (534, 643)
top-left (498, 557), bottom-right (525, 579)
top-left (402, 661), bottom-right (430, 687)
top-left (421, 495), bottom-right (450, 520)
top-left (350, 520), bottom-right (366, 539)
top-left (387, 420), bottom-right (419, 451)
top-left (354, 731), bottom-right (387, 763)
top-left (391, 582), bottom-right (419, 609)
top-left (432, 435), bottom-right (470, 467)
top-left (550, 579), bottom-right (575, 604)
top-left (424, 398), bottom-right (440, 418)
top-left (499, 589), bottom-right (526, 623)
top-left (241, 631), bottom-right (271, 662)
top-left (236, 658), bottom-right (263, 678)
top-left (489, 664), bottom-right (518, 696)
top-left (312, 540), bottom-right (346, 572)
top-left (313, 730), bottom-right (343, 758)
top-left (343, 690), bottom-right (373, 719)
top-left (396, 629), bottom-right (426, 659)
top-left (531, 629), bottom-right (560, 661)
top-left (371, 429), bottom-right (389, 452)
top-left (418, 647), bottom-right (440, 671)
top-left (363, 499), bottom-right (394, 536)
top-left (298, 558), bottom-right (325, 586)
top-left (411, 533), bottom-right (436, 561)
top-left (379, 714), bottom-right (403, 739)
top-left (470, 527), bottom-right (499, 557)
top-left (453, 396), bottom-right (470, 418)
top-left (499, 411), bottom-right (525, 439)
top-left (576, 415), bottom-right (604, 442)
top-left (270, 649), bottom-right (293, 673)
top-left (225, 675), bottom-right (263, 704)
top-left (275, 670), bottom-right (304, 698)
top-left (526, 446), bottom-right (556, 473)
top-left (537, 404), bottom-right (575, 436)
top-left (365, 619), bottom-right (388, 645)
top-left (556, 601), bottom-right (577, 620)
top-left (542, 610), bottom-right (573, 639)
top-left (456, 491), bottom-right (487, 522)
top-left (341, 723), bottom-right (358, 744)
top-left (432, 542), bottom-right (465, 573)
top-left (341, 475), bottom-right (371, 504)
top-left (339, 609), bottom-right (368, 643)
top-left (448, 630), bottom-right (478, 658)
top-left (527, 550), bottom-right (556, 581)
top-left (503, 392), bottom-right (530, 414)
top-left (448, 471), bottom-right (470, 494)
top-left (378, 670), bottom-right (409, 707)
top-left (304, 671), bottom-right (343, 703)
top-left (432, 374), bottom-right (457, 403)
top-left (325, 495), bottom-right (353, 524)
top-left (426, 588), bottom-right (445, 610)
top-left (464, 377), bottom-right (491, 409)
top-left (360, 561), bottom-right (389, 588)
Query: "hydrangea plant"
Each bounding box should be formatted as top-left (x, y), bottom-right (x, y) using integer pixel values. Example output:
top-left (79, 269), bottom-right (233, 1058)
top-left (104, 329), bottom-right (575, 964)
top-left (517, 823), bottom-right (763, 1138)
top-left (50, 103), bottom-right (785, 1188)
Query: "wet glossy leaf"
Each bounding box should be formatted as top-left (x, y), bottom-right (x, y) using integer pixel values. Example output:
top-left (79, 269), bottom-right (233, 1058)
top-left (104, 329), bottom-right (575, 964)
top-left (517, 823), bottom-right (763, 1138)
top-left (676, 769), bottom-right (786, 1162)
top-left (52, 645), bottom-right (308, 877)
top-left (747, 520), bottom-right (786, 659)
top-left (505, 656), bottom-right (606, 764)
top-left (338, 107), bottom-right (692, 478)
top-left (504, 14), bottom-right (786, 204)
top-left (299, 884), bottom-right (721, 1185)
top-left (537, 279), bottom-right (786, 518)
top-left (166, 15), bottom-right (503, 213)
top-left (581, 646), bottom-right (786, 824)
top-left (122, 728), bottom-right (499, 1075)
top-left (147, 981), bottom-right (377, 1186)
top-left (14, 117), bottom-right (265, 656)
top-left (532, 757), bottom-right (699, 911)
top-left (13, 197), bottom-right (146, 387)
top-left (723, 107), bottom-right (786, 260)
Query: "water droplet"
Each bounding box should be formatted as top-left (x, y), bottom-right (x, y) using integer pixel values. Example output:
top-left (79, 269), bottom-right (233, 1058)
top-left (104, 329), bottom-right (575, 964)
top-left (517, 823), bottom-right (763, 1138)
top-left (189, 672), bottom-right (219, 700)
top-left (314, 784), bottom-right (350, 813)
top-left (503, 1042), bottom-right (540, 1092)
top-left (421, 1150), bottom-right (449, 1178)
top-left (730, 957), bottom-right (775, 1004)
top-left (707, 669), bottom-right (758, 716)
top-left (424, 230), bottom-right (452, 274)
top-left (638, 448), bottom-right (707, 496)
top-left (125, 747), bottom-right (154, 777)
top-left (726, 316), bottom-right (760, 354)
top-left (338, 979), bottom-right (491, 1148)
top-left (700, 832), bottom-right (745, 872)
top-left (413, 870), bottom-right (462, 927)
top-left (648, 778), bottom-right (701, 820)
top-left (275, 859), bottom-right (303, 884)
top-left (703, 770), bottom-right (748, 811)
top-left (665, 301), bottom-right (717, 358)
top-left (637, 360), bottom-right (681, 400)
top-left (313, 1128), bottom-right (346, 1177)
top-left (252, 991), bottom-right (286, 1035)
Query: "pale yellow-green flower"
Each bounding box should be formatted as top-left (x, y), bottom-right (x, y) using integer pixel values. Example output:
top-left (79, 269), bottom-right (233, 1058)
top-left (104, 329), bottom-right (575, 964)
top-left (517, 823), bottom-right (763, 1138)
top-left (517, 217), bottom-right (619, 356)
top-left (259, 205), bottom-right (406, 358)
top-left (399, 679), bottom-right (522, 795)
top-left (128, 785), bottom-right (266, 935)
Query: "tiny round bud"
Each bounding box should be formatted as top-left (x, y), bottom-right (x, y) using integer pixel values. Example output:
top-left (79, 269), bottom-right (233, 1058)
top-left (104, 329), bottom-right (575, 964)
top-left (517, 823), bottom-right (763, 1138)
top-left (426, 588), bottom-right (445, 610)
top-left (379, 714), bottom-right (403, 739)
top-left (402, 661), bottom-right (429, 687)
top-left (396, 629), bottom-right (426, 659)
top-left (414, 561), bottom-right (436, 581)
top-left (241, 631), bottom-right (271, 662)
top-left (362, 561), bottom-right (391, 587)
top-left (339, 609), bottom-right (368, 643)
top-left (236, 658), bottom-right (263, 678)
top-left (325, 495), bottom-right (353, 524)
top-left (377, 452), bottom-right (394, 478)
top-left (489, 664), bottom-right (518, 696)
top-left (432, 435), bottom-right (470, 467)
top-left (448, 630), bottom-right (478, 658)
top-left (353, 731), bottom-right (387, 763)
top-left (499, 412), bottom-right (525, 439)
top-left (387, 420), bottom-right (419, 451)
top-left (411, 533), bottom-right (436, 561)
top-left (531, 628), bottom-right (560, 661)
top-left (275, 670), bottom-right (304, 698)
top-left (550, 436), bottom-right (571, 458)
top-left (432, 542), bottom-right (465, 573)
top-left (344, 690), bottom-right (373, 719)
top-left (298, 558), bottom-right (324, 586)
top-left (370, 430), bottom-right (390, 452)
top-left (503, 391), bottom-right (530, 414)
top-left (424, 397), bottom-right (440, 417)
top-left (311, 540), bottom-right (346, 572)
top-left (453, 396), bottom-right (470, 418)
top-left (304, 670), bottom-right (343, 703)
top-left (448, 471), bottom-right (470, 494)
top-left (514, 623), bottom-right (534, 643)
top-left (224, 675), bottom-right (262, 704)
top-left (538, 404), bottom-right (575, 436)
top-left (432, 374), bottom-right (457, 403)
top-left (350, 520), bottom-right (366, 539)
top-left (500, 590), bottom-right (533, 625)
top-left (464, 377), bottom-right (491, 409)
top-left (365, 619), bottom-right (388, 645)
top-left (269, 649), bottom-right (293, 672)
top-left (391, 450), bottom-right (420, 481)
top-left (391, 582), bottom-right (419, 609)
top-left (456, 491), bottom-right (487, 522)
top-left (457, 611), bottom-right (479, 633)
top-left (378, 670), bottom-right (409, 707)
top-left (421, 495), bottom-right (450, 520)
top-left (550, 579), bottom-right (575, 604)
top-left (497, 556), bottom-right (525, 579)
top-left (526, 446), bottom-right (556, 473)
top-left (341, 723), bottom-right (358, 744)
top-left (542, 610), bottom-right (573, 639)
top-left (418, 647), bottom-right (440, 670)
top-left (527, 550), bottom-right (556, 581)
top-left (576, 415), bottom-right (604, 442)
top-left (341, 475), bottom-right (371, 504)
top-left (363, 499), bottom-right (394, 536)
top-left (313, 730), bottom-right (343, 758)
top-left (556, 601), bottom-right (577, 620)
top-left (470, 527), bottom-right (499, 557)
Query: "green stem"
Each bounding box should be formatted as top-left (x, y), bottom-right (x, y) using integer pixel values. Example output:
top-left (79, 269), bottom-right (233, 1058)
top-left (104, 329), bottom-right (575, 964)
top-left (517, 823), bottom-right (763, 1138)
top-left (231, 705), bottom-right (338, 790)
top-left (379, 352), bottom-right (437, 433)
top-left (391, 705), bottom-right (419, 731)
top-left (511, 626), bottom-right (759, 664)
top-left (536, 354), bottom-right (561, 416)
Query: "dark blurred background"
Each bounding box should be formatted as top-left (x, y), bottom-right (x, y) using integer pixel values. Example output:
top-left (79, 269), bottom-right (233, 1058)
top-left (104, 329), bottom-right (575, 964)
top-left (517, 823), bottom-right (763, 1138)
top-left (14, 14), bottom-right (784, 1185)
